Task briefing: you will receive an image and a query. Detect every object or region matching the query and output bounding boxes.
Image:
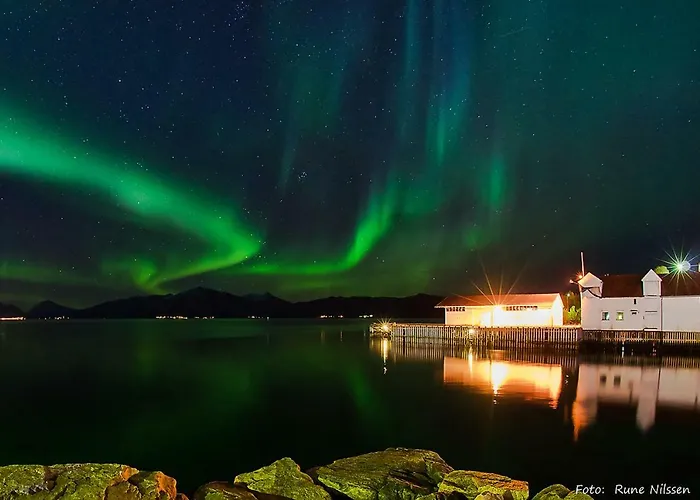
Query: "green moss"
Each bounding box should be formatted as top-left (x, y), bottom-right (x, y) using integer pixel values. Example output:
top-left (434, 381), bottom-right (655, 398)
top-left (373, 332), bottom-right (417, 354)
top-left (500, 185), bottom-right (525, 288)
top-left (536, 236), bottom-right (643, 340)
top-left (0, 465), bottom-right (50, 497)
top-left (563, 493), bottom-right (595, 500)
top-left (532, 484), bottom-right (571, 500)
top-left (311, 448), bottom-right (453, 500)
top-left (0, 464), bottom-right (181, 500)
top-left (438, 471), bottom-right (528, 500)
top-left (234, 458), bottom-right (330, 500)
top-left (194, 482), bottom-right (258, 500)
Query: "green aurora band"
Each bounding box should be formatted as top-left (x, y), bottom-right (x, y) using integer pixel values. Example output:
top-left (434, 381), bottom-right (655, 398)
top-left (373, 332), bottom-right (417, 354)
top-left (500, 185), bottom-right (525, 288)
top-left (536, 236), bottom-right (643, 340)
top-left (0, 103), bottom-right (423, 292)
top-left (0, 104), bottom-right (262, 292)
top-left (0, 0), bottom-right (515, 300)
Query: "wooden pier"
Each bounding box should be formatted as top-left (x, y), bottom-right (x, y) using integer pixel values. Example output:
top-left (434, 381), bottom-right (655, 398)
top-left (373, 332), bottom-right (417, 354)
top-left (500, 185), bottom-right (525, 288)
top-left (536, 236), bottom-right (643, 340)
top-left (580, 329), bottom-right (700, 345)
top-left (370, 322), bottom-right (700, 348)
top-left (370, 322), bottom-right (581, 346)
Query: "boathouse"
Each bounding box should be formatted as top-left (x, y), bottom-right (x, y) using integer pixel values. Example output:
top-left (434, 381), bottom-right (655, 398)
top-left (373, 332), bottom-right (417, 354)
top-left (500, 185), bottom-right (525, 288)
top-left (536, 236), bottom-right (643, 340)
top-left (579, 270), bottom-right (700, 332)
top-left (435, 293), bottom-right (564, 327)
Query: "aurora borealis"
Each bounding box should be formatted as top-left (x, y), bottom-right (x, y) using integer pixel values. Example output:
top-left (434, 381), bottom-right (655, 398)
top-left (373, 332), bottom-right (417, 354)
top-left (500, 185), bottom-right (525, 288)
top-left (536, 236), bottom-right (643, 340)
top-left (1, 1), bottom-right (699, 307)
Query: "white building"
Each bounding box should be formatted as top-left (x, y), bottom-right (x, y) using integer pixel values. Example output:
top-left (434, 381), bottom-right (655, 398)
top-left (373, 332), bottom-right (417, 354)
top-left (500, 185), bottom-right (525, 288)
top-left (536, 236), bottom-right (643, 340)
top-left (578, 270), bottom-right (700, 332)
top-left (435, 293), bottom-right (564, 327)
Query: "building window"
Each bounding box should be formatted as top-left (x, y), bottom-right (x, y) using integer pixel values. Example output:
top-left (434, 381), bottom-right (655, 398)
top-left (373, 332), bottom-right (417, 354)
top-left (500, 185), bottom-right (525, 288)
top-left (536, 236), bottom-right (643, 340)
top-left (602, 311), bottom-right (610, 321)
top-left (613, 376), bottom-right (621, 387)
top-left (631, 310), bottom-right (638, 315)
top-left (634, 299), bottom-right (637, 305)
top-left (599, 375), bottom-right (607, 386)
top-left (504, 305), bottom-right (538, 311)
top-left (616, 311), bottom-right (624, 321)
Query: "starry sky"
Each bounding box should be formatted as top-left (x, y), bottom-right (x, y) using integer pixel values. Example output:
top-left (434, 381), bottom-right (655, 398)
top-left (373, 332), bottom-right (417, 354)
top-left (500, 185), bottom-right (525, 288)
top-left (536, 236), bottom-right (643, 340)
top-left (1, 0), bottom-right (699, 307)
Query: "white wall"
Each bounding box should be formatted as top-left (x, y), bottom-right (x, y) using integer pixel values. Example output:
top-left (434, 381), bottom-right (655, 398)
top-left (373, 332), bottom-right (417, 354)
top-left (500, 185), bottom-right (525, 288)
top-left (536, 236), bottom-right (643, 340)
top-left (445, 305), bottom-right (558, 327)
top-left (581, 295), bottom-right (601, 330)
top-left (582, 297), bottom-right (638, 330)
top-left (581, 296), bottom-right (664, 331)
top-left (493, 308), bottom-right (555, 327)
top-left (662, 296), bottom-right (700, 332)
top-left (551, 297), bottom-right (564, 326)
top-left (444, 308), bottom-right (487, 326)
top-left (642, 278), bottom-right (661, 296)
top-left (581, 295), bottom-right (700, 332)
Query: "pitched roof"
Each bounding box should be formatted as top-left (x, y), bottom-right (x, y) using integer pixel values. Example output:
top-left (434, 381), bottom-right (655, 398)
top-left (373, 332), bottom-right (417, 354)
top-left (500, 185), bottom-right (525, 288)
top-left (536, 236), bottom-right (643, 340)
top-left (661, 273), bottom-right (700, 296)
top-left (435, 293), bottom-right (561, 308)
top-left (601, 274), bottom-right (644, 298)
top-left (600, 272), bottom-right (700, 297)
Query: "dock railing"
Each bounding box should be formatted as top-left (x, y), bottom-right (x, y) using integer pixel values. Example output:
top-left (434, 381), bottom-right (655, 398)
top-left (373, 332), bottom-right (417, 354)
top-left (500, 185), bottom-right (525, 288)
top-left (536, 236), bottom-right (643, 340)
top-left (370, 322), bottom-right (581, 346)
top-left (370, 321), bottom-right (700, 348)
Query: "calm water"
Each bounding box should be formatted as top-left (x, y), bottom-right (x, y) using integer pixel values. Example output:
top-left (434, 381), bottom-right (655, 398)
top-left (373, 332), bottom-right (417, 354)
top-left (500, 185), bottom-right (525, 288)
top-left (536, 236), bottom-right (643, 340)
top-left (1, 320), bottom-right (699, 496)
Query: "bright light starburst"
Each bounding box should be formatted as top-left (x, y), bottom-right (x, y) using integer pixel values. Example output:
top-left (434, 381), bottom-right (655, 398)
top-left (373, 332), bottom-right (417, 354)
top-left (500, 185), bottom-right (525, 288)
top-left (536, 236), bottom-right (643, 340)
top-left (661, 248), bottom-right (697, 277)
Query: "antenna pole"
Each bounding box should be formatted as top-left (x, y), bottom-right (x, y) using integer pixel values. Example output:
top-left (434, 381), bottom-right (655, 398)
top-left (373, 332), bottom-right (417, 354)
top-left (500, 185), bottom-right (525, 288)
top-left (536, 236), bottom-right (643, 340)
top-left (580, 251), bottom-right (585, 277)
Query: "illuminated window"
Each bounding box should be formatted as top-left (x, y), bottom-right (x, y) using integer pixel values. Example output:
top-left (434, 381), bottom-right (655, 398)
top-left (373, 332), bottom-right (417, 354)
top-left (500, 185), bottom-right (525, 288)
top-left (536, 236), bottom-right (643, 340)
top-left (616, 311), bottom-right (624, 321)
top-left (602, 311), bottom-right (610, 321)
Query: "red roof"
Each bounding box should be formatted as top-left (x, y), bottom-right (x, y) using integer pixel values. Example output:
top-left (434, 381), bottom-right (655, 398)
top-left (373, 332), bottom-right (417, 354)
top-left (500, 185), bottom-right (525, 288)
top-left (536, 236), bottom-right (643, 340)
top-left (662, 273), bottom-right (700, 296)
top-left (435, 293), bottom-right (561, 308)
top-left (601, 274), bottom-right (644, 298)
top-left (600, 272), bottom-right (700, 297)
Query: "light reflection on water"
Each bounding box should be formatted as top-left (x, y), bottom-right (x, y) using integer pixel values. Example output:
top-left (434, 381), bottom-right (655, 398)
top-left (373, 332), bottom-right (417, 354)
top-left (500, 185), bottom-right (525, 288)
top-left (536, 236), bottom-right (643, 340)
top-left (443, 356), bottom-right (563, 407)
top-left (573, 362), bottom-right (700, 438)
top-left (370, 338), bottom-right (700, 440)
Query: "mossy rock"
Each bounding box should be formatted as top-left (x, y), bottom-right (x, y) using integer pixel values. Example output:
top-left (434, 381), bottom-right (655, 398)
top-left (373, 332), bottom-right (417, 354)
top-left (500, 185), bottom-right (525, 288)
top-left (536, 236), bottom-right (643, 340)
top-left (0, 464), bottom-right (184, 499)
top-left (308, 448), bottom-right (454, 500)
top-left (194, 482), bottom-right (259, 500)
top-left (234, 458), bottom-right (330, 500)
top-left (438, 471), bottom-right (528, 500)
top-left (474, 493), bottom-right (506, 500)
top-left (563, 493), bottom-right (594, 500)
top-left (532, 484), bottom-right (571, 500)
top-left (0, 465), bottom-right (54, 497)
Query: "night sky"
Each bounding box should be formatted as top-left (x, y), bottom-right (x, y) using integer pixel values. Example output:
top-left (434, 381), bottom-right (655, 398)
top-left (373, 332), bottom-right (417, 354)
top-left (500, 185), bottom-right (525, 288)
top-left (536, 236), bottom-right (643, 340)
top-left (1, 1), bottom-right (699, 308)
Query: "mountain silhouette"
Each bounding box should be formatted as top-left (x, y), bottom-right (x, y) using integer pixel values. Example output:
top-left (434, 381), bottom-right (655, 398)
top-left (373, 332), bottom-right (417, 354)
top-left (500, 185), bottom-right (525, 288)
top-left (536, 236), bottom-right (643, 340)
top-left (9, 288), bottom-right (444, 320)
top-left (0, 302), bottom-right (24, 318)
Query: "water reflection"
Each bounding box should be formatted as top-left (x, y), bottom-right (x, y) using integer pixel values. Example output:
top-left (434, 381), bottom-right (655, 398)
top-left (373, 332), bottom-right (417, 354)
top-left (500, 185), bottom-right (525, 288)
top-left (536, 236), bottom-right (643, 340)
top-left (573, 361), bottom-right (700, 438)
top-left (369, 337), bottom-right (468, 363)
top-left (443, 355), bottom-right (563, 407)
top-left (371, 339), bottom-right (700, 440)
top-left (381, 338), bottom-right (389, 374)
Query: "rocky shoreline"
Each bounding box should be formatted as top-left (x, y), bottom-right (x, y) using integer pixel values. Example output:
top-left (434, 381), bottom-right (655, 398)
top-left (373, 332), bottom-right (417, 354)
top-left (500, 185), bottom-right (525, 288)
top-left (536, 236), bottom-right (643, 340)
top-left (0, 448), bottom-right (593, 500)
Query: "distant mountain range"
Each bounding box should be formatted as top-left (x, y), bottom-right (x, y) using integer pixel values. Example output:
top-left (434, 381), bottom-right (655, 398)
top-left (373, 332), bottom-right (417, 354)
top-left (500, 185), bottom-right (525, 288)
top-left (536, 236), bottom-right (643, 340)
top-left (0, 302), bottom-right (23, 318)
top-left (0, 288), bottom-right (445, 320)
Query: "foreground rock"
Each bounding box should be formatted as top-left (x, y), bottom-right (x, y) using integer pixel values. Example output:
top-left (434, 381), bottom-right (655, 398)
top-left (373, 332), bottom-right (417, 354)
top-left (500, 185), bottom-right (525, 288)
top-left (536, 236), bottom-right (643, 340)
top-left (0, 463), bottom-right (186, 499)
top-left (0, 449), bottom-right (596, 500)
top-left (308, 448), bottom-right (453, 500)
top-left (233, 458), bottom-right (330, 500)
top-left (194, 482), bottom-right (258, 500)
top-left (438, 470), bottom-right (529, 500)
top-left (532, 484), bottom-right (571, 500)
